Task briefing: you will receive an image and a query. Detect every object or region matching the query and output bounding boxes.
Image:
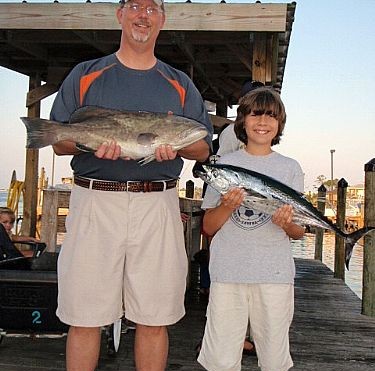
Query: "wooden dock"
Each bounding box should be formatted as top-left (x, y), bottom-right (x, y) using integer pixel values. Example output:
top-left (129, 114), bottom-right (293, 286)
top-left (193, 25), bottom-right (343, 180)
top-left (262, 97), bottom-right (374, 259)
top-left (0, 258), bottom-right (374, 370)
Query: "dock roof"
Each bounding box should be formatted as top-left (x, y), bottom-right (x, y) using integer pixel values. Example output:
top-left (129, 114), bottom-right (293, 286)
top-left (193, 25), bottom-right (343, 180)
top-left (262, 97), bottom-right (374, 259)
top-left (0, 1), bottom-right (296, 109)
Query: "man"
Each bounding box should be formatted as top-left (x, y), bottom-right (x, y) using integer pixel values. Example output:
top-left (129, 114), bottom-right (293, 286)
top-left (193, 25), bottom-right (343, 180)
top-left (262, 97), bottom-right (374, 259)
top-left (50, 1), bottom-right (212, 370)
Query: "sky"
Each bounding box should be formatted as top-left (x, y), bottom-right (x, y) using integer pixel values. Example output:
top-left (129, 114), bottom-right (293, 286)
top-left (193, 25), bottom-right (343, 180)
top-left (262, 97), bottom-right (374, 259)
top-left (0, 0), bottom-right (374, 191)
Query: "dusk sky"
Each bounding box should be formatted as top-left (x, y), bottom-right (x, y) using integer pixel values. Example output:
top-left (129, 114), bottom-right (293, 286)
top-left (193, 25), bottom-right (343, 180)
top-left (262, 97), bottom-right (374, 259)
top-left (0, 0), bottom-right (374, 190)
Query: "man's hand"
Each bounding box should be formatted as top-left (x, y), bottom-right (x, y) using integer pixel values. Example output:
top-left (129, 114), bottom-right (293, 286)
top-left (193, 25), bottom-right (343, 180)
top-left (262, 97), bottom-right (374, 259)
top-left (155, 144), bottom-right (178, 162)
top-left (95, 141), bottom-right (122, 160)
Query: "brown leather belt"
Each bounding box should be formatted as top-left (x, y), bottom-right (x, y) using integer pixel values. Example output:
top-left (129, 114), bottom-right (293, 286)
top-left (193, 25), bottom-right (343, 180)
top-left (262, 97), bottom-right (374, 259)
top-left (74, 176), bottom-right (177, 192)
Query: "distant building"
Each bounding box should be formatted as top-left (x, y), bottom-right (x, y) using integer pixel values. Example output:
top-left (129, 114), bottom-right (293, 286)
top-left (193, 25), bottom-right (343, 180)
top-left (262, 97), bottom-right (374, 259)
top-left (325, 184), bottom-right (364, 229)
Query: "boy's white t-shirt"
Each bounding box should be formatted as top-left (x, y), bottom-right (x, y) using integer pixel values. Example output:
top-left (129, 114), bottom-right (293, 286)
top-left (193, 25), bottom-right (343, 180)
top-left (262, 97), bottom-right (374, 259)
top-left (201, 149), bottom-right (304, 284)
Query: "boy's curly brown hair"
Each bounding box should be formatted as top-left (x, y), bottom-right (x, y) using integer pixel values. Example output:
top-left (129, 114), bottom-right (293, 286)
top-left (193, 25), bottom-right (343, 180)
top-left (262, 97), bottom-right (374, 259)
top-left (234, 87), bottom-right (286, 146)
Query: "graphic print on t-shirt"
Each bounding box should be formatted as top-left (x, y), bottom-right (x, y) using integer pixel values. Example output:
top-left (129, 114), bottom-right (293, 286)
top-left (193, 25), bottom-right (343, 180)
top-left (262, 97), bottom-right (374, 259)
top-left (231, 205), bottom-right (271, 230)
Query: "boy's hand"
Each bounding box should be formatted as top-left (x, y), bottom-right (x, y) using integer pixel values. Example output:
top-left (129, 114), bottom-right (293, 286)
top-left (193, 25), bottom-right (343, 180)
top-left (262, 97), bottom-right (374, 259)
top-left (221, 188), bottom-right (246, 211)
top-left (272, 204), bottom-right (294, 229)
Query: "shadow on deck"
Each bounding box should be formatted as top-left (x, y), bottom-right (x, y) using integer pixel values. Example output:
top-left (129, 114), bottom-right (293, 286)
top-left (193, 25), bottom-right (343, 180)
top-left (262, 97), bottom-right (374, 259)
top-left (0, 259), bottom-right (374, 370)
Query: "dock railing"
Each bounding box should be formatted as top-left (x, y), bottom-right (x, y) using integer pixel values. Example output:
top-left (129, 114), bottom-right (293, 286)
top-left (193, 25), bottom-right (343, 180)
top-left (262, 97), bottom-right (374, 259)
top-left (363, 158), bottom-right (375, 316)
top-left (40, 188), bottom-right (70, 252)
top-left (313, 158), bottom-right (375, 317)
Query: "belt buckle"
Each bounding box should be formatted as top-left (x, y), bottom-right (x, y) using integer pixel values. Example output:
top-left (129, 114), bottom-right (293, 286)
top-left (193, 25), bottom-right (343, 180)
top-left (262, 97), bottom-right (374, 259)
top-left (126, 180), bottom-right (143, 192)
top-left (159, 180), bottom-right (167, 191)
top-left (143, 181), bottom-right (152, 192)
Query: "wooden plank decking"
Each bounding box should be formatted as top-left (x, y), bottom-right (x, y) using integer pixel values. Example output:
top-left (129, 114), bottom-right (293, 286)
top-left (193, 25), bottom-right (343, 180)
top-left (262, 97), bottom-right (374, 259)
top-left (0, 258), bottom-right (374, 370)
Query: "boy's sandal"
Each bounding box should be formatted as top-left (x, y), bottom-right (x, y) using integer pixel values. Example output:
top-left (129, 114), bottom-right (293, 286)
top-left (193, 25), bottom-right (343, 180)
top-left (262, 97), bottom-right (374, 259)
top-left (243, 339), bottom-right (257, 356)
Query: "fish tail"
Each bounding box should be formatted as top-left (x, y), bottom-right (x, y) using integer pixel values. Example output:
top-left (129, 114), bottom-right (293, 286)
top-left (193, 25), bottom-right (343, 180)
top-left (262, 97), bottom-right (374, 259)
top-left (21, 117), bottom-right (59, 149)
top-left (345, 226), bottom-right (375, 269)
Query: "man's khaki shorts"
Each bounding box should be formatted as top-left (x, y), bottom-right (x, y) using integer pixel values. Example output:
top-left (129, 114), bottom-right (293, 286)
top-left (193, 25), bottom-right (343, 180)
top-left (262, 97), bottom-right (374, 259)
top-left (56, 185), bottom-right (187, 327)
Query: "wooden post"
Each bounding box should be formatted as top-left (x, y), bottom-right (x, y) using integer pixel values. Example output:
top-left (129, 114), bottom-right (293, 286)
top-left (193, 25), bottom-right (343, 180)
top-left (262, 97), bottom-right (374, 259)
top-left (40, 189), bottom-right (59, 252)
top-left (185, 180), bottom-right (195, 199)
top-left (314, 184), bottom-right (326, 261)
top-left (179, 197), bottom-right (203, 289)
top-left (216, 100), bottom-right (228, 119)
top-left (334, 178), bottom-right (348, 280)
top-left (252, 32), bottom-right (267, 83)
top-left (362, 158), bottom-right (375, 316)
top-left (20, 74), bottom-right (41, 238)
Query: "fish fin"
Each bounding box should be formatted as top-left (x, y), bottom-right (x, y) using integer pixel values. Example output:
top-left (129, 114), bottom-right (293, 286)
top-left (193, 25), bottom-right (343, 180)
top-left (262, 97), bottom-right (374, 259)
top-left (138, 155), bottom-right (156, 166)
top-left (76, 143), bottom-right (95, 153)
top-left (345, 226), bottom-right (375, 269)
top-left (245, 189), bottom-right (267, 198)
top-left (137, 133), bottom-right (158, 145)
top-left (70, 106), bottom-right (123, 124)
top-left (20, 117), bottom-right (60, 148)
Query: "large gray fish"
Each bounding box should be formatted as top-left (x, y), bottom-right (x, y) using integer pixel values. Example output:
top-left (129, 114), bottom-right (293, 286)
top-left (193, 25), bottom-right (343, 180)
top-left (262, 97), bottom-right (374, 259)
top-left (195, 163), bottom-right (375, 269)
top-left (21, 106), bottom-right (208, 165)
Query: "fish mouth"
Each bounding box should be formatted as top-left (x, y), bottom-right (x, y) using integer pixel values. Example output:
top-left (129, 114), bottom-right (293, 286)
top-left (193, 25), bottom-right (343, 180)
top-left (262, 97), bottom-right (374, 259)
top-left (188, 126), bottom-right (208, 139)
top-left (178, 126), bottom-right (207, 145)
top-left (193, 170), bottom-right (207, 181)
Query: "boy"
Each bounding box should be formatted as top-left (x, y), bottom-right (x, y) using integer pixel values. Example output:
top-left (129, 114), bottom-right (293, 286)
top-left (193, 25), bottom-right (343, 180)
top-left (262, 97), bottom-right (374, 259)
top-left (197, 87), bottom-right (305, 371)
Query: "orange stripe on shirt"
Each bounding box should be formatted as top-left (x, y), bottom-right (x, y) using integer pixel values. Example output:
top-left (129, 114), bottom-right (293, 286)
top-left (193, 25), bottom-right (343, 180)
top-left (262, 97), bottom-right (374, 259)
top-left (157, 70), bottom-right (186, 108)
top-left (79, 63), bottom-right (116, 106)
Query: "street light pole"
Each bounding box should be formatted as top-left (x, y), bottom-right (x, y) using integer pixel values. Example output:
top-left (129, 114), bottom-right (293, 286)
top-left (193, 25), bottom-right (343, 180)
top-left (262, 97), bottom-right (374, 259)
top-left (330, 149), bottom-right (335, 204)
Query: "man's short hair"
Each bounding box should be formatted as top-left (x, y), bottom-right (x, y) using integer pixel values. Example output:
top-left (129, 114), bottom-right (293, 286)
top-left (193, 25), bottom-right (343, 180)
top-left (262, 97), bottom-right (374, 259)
top-left (120, 0), bottom-right (164, 8)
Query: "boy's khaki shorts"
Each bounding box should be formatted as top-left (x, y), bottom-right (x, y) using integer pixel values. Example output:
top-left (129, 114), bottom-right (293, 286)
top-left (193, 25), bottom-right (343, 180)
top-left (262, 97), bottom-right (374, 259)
top-left (56, 185), bottom-right (187, 327)
top-left (198, 282), bottom-right (294, 371)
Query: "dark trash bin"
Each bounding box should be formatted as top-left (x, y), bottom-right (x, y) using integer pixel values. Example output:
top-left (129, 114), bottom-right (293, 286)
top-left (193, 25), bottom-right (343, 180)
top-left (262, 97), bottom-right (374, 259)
top-left (0, 252), bottom-right (68, 334)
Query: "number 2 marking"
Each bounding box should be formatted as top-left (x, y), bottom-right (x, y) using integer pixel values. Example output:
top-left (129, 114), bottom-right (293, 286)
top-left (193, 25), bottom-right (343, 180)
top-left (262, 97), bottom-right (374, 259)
top-left (32, 310), bottom-right (42, 324)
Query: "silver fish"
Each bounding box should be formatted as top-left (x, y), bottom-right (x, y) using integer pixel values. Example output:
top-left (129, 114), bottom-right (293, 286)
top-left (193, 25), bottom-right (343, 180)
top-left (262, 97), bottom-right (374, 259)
top-left (21, 106), bottom-right (208, 165)
top-left (195, 163), bottom-right (375, 269)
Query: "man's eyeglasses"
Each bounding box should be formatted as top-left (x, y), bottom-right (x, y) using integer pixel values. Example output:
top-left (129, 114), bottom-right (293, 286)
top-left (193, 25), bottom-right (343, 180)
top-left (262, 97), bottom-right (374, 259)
top-left (124, 3), bottom-right (163, 16)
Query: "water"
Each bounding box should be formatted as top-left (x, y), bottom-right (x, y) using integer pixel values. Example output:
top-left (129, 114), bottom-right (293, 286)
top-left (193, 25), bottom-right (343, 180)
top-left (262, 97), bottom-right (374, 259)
top-left (0, 189), bottom-right (23, 211)
top-left (0, 190), bottom-right (7, 206)
top-left (291, 232), bottom-right (363, 299)
top-left (0, 190), bottom-right (363, 298)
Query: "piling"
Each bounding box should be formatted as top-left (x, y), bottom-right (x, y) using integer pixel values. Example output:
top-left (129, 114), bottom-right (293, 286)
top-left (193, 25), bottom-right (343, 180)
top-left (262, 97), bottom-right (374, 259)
top-left (314, 184), bottom-right (326, 261)
top-left (334, 178), bottom-right (347, 280)
top-left (185, 180), bottom-right (195, 199)
top-left (362, 158), bottom-right (375, 316)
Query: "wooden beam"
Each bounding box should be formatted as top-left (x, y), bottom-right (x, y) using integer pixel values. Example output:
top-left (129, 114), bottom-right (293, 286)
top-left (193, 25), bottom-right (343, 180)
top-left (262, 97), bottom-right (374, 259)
top-left (209, 114), bottom-right (233, 129)
top-left (21, 75), bottom-right (41, 238)
top-left (252, 32), bottom-right (267, 83)
top-left (0, 3), bottom-right (287, 32)
top-left (26, 83), bottom-right (58, 107)
top-left (266, 34), bottom-right (273, 83)
top-left (73, 30), bottom-right (115, 55)
top-left (170, 32), bottom-right (224, 100)
top-left (271, 33), bottom-right (279, 84)
top-left (8, 38), bottom-right (48, 60)
top-left (226, 43), bottom-right (252, 73)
